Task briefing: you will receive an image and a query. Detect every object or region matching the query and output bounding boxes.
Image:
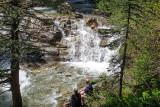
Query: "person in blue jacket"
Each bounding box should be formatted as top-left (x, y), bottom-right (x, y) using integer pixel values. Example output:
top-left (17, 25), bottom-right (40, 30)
top-left (79, 78), bottom-right (93, 105)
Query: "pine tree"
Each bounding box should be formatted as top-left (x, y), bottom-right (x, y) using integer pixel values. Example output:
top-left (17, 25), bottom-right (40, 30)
top-left (0, 0), bottom-right (62, 106)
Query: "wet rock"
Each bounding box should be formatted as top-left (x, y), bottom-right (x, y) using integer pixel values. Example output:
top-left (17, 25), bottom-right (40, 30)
top-left (67, 19), bottom-right (71, 24)
top-left (65, 72), bottom-right (72, 77)
top-left (57, 38), bottom-right (69, 48)
top-left (57, 69), bottom-right (65, 74)
top-left (54, 30), bottom-right (63, 42)
top-left (56, 42), bottom-right (67, 48)
top-left (100, 37), bottom-right (108, 47)
top-left (55, 57), bottom-right (68, 62)
top-left (71, 24), bottom-right (78, 30)
top-left (86, 18), bottom-right (98, 31)
top-left (27, 17), bottom-right (42, 28)
top-left (24, 51), bottom-right (45, 63)
top-left (59, 49), bottom-right (69, 56)
top-left (64, 29), bottom-right (71, 37)
top-left (74, 12), bottom-right (83, 19)
top-left (35, 14), bottom-right (56, 20)
top-left (70, 31), bottom-right (78, 35)
top-left (58, 18), bottom-right (73, 37)
top-left (92, 9), bottom-right (102, 15)
top-left (39, 70), bottom-right (49, 74)
top-left (45, 62), bottom-right (59, 67)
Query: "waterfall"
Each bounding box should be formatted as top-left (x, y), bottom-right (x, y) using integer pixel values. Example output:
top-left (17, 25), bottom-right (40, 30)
top-left (69, 20), bottom-right (107, 62)
top-left (62, 19), bottom-right (121, 74)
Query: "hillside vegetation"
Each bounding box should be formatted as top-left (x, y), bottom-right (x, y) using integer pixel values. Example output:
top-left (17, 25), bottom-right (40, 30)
top-left (88, 0), bottom-right (160, 107)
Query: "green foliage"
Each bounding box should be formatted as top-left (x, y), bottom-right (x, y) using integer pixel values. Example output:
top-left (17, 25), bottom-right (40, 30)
top-left (132, 50), bottom-right (156, 83)
top-left (90, 1), bottom-right (160, 106)
top-left (89, 83), bottom-right (160, 107)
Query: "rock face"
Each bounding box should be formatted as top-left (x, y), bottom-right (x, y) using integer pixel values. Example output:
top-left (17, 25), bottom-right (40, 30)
top-left (86, 18), bottom-right (98, 31)
top-left (21, 15), bottom-right (69, 63)
top-left (21, 13), bottom-right (87, 63)
top-left (21, 12), bottom-right (111, 63)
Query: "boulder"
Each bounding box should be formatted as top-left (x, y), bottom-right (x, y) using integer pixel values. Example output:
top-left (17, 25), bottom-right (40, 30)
top-left (65, 72), bottom-right (72, 77)
top-left (100, 37), bottom-right (108, 47)
top-left (92, 9), bottom-right (102, 15)
top-left (74, 12), bottom-right (83, 18)
top-left (86, 18), bottom-right (98, 31)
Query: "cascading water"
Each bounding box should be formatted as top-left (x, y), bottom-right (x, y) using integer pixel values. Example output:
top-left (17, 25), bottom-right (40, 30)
top-left (62, 19), bottom-right (121, 75)
top-left (62, 0), bottom-right (121, 73)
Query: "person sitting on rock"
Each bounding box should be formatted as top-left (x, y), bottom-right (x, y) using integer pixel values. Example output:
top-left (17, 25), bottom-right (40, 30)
top-left (69, 88), bottom-right (82, 107)
top-left (79, 78), bottom-right (93, 105)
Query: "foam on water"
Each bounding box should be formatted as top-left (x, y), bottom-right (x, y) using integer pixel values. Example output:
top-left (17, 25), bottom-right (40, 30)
top-left (44, 10), bottom-right (57, 14)
top-left (63, 62), bottom-right (110, 74)
top-left (32, 7), bottom-right (57, 15)
top-left (19, 70), bottom-right (30, 93)
top-left (33, 7), bottom-right (52, 11)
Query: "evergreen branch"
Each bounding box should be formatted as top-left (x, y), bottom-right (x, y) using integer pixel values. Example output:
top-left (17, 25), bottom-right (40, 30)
top-left (0, 89), bottom-right (10, 95)
top-left (0, 78), bottom-right (10, 84)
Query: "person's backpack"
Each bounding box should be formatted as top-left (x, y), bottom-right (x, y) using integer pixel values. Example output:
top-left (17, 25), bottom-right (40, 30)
top-left (71, 94), bottom-right (81, 107)
top-left (85, 85), bottom-right (93, 95)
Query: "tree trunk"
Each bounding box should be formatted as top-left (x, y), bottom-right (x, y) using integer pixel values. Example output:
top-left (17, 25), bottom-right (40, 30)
top-left (10, 18), bottom-right (22, 107)
top-left (10, 1), bottom-right (22, 106)
top-left (119, 0), bottom-right (131, 98)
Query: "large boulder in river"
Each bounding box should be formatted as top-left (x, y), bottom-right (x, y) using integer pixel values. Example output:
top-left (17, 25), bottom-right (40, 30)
top-left (92, 9), bottom-right (102, 15)
top-left (100, 37), bottom-right (108, 47)
top-left (86, 18), bottom-right (98, 31)
top-left (74, 12), bottom-right (83, 18)
top-left (57, 2), bottom-right (75, 14)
